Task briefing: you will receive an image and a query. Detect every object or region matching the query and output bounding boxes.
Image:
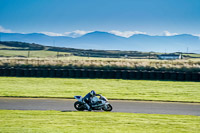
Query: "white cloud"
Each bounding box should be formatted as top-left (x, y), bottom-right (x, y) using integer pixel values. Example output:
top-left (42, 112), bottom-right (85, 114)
top-left (0, 26), bottom-right (12, 33)
top-left (193, 34), bottom-right (200, 37)
top-left (163, 31), bottom-right (178, 36)
top-left (193, 34), bottom-right (200, 40)
top-left (108, 30), bottom-right (147, 38)
top-left (40, 30), bottom-right (93, 37)
top-left (64, 30), bottom-right (93, 38)
top-left (40, 31), bottom-right (64, 36)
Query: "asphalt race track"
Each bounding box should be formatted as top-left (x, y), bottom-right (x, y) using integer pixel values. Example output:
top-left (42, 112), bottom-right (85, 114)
top-left (0, 98), bottom-right (200, 116)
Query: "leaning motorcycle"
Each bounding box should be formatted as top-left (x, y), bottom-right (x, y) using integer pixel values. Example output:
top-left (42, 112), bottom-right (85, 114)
top-left (74, 94), bottom-right (112, 111)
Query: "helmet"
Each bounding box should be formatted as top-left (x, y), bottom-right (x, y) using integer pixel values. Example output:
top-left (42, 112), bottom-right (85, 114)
top-left (90, 90), bottom-right (96, 96)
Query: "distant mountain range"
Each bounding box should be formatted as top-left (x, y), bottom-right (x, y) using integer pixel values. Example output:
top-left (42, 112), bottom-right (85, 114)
top-left (0, 31), bottom-right (200, 53)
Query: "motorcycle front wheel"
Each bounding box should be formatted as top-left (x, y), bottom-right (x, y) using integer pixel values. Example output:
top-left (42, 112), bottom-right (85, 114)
top-left (102, 104), bottom-right (112, 111)
top-left (74, 101), bottom-right (85, 111)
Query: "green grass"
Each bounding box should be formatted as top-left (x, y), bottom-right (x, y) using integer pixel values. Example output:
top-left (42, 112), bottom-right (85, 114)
top-left (183, 53), bottom-right (200, 58)
top-left (0, 110), bottom-right (199, 133)
top-left (0, 77), bottom-right (200, 102)
top-left (0, 50), bottom-right (70, 58)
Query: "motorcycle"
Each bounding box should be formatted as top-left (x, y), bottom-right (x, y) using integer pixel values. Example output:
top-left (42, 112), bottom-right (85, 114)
top-left (74, 94), bottom-right (113, 111)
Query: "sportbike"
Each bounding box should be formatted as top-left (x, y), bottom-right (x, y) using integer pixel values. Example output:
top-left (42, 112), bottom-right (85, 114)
top-left (74, 94), bottom-right (112, 111)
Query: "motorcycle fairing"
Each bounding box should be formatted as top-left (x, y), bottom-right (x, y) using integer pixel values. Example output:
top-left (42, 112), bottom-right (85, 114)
top-left (74, 96), bottom-right (83, 101)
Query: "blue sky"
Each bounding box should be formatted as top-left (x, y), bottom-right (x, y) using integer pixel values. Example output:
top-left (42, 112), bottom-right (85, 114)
top-left (0, 0), bottom-right (200, 37)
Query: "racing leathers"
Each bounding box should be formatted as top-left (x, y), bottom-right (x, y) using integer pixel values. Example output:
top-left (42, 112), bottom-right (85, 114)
top-left (83, 91), bottom-right (99, 111)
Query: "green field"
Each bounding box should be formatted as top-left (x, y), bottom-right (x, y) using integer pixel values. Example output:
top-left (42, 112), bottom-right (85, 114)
top-left (0, 44), bottom-right (22, 49)
top-left (0, 77), bottom-right (200, 102)
top-left (0, 50), bottom-right (70, 58)
top-left (0, 110), bottom-right (199, 133)
top-left (183, 53), bottom-right (200, 58)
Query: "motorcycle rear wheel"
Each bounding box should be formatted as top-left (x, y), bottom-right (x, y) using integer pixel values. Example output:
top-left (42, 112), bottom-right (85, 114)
top-left (74, 101), bottom-right (85, 111)
top-left (103, 104), bottom-right (112, 111)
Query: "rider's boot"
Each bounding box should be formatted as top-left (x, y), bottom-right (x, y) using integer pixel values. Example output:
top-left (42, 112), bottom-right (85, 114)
top-left (85, 103), bottom-right (92, 111)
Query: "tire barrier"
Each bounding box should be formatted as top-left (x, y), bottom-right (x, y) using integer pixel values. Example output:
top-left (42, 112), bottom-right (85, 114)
top-left (170, 72), bottom-right (177, 80)
top-left (69, 69), bottom-right (75, 78)
top-left (16, 69), bottom-right (23, 77)
top-left (62, 70), bottom-right (69, 78)
top-left (4, 69), bottom-right (11, 76)
top-left (49, 69), bottom-right (56, 77)
top-left (24, 69), bottom-right (30, 77)
top-left (192, 73), bottom-right (199, 81)
top-left (142, 71), bottom-right (149, 80)
top-left (43, 69), bottom-right (49, 77)
top-left (163, 72), bottom-right (170, 80)
top-left (129, 71), bottom-right (137, 79)
top-left (185, 73), bottom-right (192, 81)
top-left (10, 69), bottom-right (16, 76)
top-left (116, 71), bottom-right (121, 79)
top-left (156, 72), bottom-right (164, 80)
top-left (0, 68), bottom-right (199, 81)
top-left (36, 69), bottom-right (42, 77)
top-left (88, 70), bottom-right (95, 78)
top-left (75, 69), bottom-right (81, 78)
top-left (55, 69), bottom-right (62, 77)
top-left (102, 70), bottom-right (108, 79)
top-left (177, 73), bottom-right (185, 81)
top-left (122, 70), bottom-right (128, 79)
top-left (136, 72), bottom-right (142, 79)
top-left (108, 70), bottom-right (115, 79)
top-left (96, 70), bottom-right (102, 78)
top-left (81, 69), bottom-right (88, 78)
top-left (0, 68), bottom-right (3, 76)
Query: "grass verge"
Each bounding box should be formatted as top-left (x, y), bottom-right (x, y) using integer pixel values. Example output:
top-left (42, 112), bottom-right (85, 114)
top-left (0, 50), bottom-right (70, 58)
top-left (0, 110), bottom-right (199, 133)
top-left (0, 77), bottom-right (200, 102)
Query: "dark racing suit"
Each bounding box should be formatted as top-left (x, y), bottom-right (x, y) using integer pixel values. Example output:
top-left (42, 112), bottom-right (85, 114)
top-left (83, 92), bottom-right (100, 110)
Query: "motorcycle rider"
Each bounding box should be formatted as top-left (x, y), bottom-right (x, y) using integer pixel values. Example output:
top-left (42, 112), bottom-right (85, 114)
top-left (83, 90), bottom-right (100, 111)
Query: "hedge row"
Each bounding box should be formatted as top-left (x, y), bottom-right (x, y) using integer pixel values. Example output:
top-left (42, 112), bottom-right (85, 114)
top-left (0, 68), bottom-right (199, 81)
